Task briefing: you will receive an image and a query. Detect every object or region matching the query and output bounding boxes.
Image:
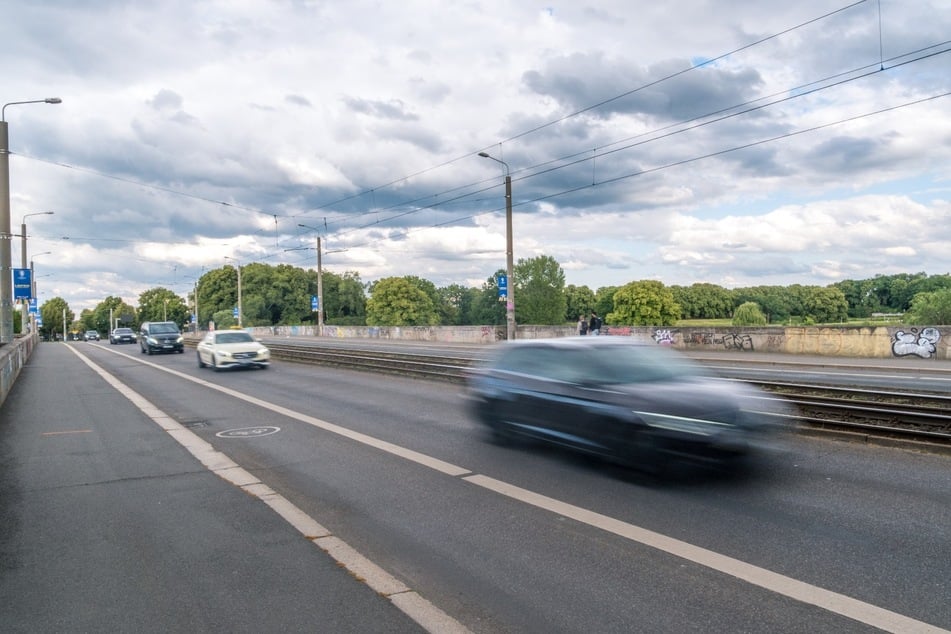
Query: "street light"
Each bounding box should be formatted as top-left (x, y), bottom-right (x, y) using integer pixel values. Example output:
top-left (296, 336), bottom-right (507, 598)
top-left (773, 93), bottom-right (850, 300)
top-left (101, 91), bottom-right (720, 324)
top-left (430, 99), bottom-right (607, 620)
top-left (19, 211), bottom-right (54, 333)
top-left (297, 224), bottom-right (324, 336)
top-left (29, 250), bottom-right (51, 333)
top-left (224, 256), bottom-right (242, 328)
top-left (478, 151), bottom-right (516, 340)
top-left (1, 97), bottom-right (61, 343)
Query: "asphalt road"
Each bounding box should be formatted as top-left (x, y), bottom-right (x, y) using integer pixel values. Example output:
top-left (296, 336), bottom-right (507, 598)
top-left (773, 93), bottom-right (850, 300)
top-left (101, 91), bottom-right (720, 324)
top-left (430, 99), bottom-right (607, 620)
top-left (2, 340), bottom-right (950, 633)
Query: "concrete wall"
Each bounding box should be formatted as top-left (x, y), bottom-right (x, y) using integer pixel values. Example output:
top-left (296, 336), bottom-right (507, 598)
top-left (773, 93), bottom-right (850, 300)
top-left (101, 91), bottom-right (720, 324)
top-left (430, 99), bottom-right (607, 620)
top-left (0, 335), bottom-right (37, 407)
top-left (253, 324), bottom-right (949, 360)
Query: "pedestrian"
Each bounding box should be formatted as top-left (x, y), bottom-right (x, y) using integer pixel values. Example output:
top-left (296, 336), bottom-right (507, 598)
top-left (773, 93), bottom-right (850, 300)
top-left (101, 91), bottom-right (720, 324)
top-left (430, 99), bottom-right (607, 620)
top-left (578, 314), bottom-right (588, 336)
top-left (589, 311), bottom-right (602, 336)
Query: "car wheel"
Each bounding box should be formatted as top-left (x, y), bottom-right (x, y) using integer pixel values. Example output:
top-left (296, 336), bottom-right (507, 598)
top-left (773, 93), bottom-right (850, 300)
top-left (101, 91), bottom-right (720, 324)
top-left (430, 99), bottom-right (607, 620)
top-left (197, 352), bottom-right (206, 368)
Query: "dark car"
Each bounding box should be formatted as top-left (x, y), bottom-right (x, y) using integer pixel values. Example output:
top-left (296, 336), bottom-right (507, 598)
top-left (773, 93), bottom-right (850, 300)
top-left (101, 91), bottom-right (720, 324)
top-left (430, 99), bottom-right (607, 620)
top-left (84, 330), bottom-right (100, 341)
top-left (110, 327), bottom-right (136, 344)
top-left (139, 321), bottom-right (184, 354)
top-left (466, 337), bottom-right (787, 472)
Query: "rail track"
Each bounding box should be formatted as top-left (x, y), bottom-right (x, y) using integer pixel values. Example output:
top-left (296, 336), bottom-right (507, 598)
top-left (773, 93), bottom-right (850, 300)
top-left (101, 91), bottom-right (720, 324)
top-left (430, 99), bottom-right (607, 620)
top-left (254, 342), bottom-right (951, 448)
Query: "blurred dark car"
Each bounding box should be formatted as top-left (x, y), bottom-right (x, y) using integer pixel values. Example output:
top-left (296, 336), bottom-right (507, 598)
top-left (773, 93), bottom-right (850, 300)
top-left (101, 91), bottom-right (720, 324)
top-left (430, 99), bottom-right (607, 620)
top-left (109, 327), bottom-right (136, 344)
top-left (466, 337), bottom-right (786, 471)
top-left (84, 330), bottom-right (100, 341)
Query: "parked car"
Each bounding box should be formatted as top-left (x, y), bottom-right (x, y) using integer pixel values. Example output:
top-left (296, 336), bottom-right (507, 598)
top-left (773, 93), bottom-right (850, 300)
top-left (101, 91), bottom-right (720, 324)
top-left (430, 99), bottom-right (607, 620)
top-left (84, 330), bottom-right (100, 341)
top-left (110, 327), bottom-right (137, 344)
top-left (139, 321), bottom-right (184, 354)
top-left (465, 337), bottom-right (787, 472)
top-left (196, 330), bottom-right (270, 370)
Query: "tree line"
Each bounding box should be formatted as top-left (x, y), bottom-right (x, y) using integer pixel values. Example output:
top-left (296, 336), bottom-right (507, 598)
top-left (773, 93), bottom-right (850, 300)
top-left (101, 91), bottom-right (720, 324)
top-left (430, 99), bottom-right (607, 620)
top-left (31, 258), bottom-right (951, 339)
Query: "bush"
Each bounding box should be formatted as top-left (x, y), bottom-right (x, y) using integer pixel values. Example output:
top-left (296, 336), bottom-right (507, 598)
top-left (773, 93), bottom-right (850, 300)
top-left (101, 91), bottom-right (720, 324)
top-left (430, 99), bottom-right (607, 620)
top-left (732, 302), bottom-right (767, 326)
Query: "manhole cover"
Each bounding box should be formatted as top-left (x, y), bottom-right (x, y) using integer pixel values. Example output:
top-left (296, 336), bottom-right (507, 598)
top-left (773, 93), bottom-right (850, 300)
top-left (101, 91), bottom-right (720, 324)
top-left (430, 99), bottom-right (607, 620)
top-left (216, 426), bottom-right (281, 438)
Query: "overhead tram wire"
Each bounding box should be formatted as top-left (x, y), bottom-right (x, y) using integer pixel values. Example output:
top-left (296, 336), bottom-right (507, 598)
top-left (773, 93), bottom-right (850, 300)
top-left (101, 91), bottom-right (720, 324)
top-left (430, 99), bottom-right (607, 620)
top-left (14, 0), bottom-right (943, 269)
top-left (12, 0), bottom-right (883, 241)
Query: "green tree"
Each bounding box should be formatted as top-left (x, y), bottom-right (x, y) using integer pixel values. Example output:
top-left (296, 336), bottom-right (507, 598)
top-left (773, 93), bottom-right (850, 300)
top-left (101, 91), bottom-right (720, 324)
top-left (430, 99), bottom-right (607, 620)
top-left (468, 271), bottom-right (506, 326)
top-left (513, 255), bottom-right (566, 325)
top-left (323, 271), bottom-right (367, 324)
top-left (608, 280), bottom-right (680, 326)
top-left (904, 288), bottom-right (951, 325)
top-left (593, 285), bottom-right (619, 320)
top-left (137, 287), bottom-right (188, 325)
top-left (437, 283), bottom-right (471, 326)
top-left (564, 284), bottom-right (596, 323)
top-left (40, 297), bottom-right (73, 340)
top-left (732, 301), bottom-right (767, 326)
top-left (671, 283), bottom-right (734, 320)
top-left (365, 277), bottom-right (439, 326)
top-left (802, 286), bottom-right (849, 324)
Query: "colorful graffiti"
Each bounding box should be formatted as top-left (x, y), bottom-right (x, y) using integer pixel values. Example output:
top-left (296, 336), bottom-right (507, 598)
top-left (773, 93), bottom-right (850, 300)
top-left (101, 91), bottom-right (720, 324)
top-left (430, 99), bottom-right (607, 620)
top-left (680, 331), bottom-right (755, 351)
top-left (892, 327), bottom-right (941, 359)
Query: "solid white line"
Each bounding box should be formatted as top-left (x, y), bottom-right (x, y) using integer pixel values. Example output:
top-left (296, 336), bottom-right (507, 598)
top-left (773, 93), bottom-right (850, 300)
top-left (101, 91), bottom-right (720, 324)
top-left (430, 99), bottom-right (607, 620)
top-left (67, 345), bottom-right (471, 634)
top-left (91, 344), bottom-right (950, 633)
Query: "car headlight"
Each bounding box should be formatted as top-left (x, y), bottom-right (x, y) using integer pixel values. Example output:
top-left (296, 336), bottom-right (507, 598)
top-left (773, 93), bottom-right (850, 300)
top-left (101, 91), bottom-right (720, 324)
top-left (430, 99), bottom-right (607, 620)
top-left (146, 336), bottom-right (158, 344)
top-left (175, 336), bottom-right (183, 343)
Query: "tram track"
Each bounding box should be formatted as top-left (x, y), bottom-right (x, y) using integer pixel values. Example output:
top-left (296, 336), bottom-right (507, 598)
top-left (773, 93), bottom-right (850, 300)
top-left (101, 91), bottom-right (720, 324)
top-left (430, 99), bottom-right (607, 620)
top-left (240, 342), bottom-right (951, 448)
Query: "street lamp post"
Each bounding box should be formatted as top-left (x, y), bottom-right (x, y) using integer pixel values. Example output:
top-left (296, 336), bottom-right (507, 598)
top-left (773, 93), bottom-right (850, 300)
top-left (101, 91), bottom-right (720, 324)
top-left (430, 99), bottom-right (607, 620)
top-left (1, 97), bottom-right (61, 344)
top-left (224, 256), bottom-right (242, 328)
top-left (297, 224), bottom-right (324, 336)
top-left (19, 211), bottom-right (54, 333)
top-left (478, 151), bottom-right (515, 340)
top-left (29, 251), bottom-right (50, 333)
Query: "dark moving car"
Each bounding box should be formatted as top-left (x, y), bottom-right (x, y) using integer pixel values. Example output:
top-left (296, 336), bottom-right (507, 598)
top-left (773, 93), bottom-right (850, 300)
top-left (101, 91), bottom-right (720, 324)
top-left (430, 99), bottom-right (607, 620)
top-left (84, 330), bottom-right (100, 341)
top-left (110, 327), bottom-right (136, 344)
top-left (139, 321), bottom-right (184, 354)
top-left (466, 337), bottom-right (787, 472)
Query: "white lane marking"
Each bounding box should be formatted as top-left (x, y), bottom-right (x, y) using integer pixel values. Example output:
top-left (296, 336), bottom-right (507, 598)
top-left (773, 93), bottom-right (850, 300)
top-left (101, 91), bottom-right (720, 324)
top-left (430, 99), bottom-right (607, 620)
top-left (464, 474), bottom-right (948, 634)
top-left (92, 345), bottom-right (950, 634)
top-left (67, 345), bottom-right (471, 634)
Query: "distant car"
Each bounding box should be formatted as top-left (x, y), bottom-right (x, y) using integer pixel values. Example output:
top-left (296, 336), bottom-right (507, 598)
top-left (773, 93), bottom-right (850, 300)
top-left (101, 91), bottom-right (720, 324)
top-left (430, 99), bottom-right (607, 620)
top-left (110, 327), bottom-right (136, 344)
top-left (84, 330), bottom-right (100, 341)
top-left (196, 331), bottom-right (270, 371)
top-left (466, 337), bottom-right (786, 472)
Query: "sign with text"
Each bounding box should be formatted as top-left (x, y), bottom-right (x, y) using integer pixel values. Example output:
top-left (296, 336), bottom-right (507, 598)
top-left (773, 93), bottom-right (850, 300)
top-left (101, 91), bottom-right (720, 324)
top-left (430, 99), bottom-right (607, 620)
top-left (13, 268), bottom-right (32, 300)
top-left (497, 274), bottom-right (507, 300)
top-left (311, 295), bottom-right (319, 311)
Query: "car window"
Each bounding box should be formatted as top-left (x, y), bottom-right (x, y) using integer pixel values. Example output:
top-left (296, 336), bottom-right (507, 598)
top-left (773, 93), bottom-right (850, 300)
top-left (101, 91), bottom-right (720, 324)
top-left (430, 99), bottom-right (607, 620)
top-left (587, 345), bottom-right (704, 384)
top-left (216, 332), bottom-right (253, 344)
top-left (152, 324), bottom-right (179, 334)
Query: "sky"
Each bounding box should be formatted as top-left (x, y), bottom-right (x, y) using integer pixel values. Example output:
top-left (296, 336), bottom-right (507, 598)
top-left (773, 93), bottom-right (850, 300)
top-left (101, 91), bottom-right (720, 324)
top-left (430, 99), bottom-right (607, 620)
top-left (2, 0), bottom-right (950, 313)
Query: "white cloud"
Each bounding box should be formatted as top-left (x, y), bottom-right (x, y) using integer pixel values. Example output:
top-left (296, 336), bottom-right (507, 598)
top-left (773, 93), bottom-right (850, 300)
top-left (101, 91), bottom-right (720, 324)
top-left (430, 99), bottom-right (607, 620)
top-left (1, 0), bottom-right (948, 312)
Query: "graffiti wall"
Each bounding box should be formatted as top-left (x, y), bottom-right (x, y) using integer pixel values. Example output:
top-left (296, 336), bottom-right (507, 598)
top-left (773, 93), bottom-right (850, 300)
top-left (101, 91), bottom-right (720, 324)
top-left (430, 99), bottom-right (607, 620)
top-left (253, 324), bottom-right (949, 360)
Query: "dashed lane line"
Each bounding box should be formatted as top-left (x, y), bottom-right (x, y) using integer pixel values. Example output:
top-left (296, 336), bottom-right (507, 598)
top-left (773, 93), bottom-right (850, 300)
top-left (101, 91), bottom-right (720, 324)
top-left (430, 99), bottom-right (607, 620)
top-left (85, 344), bottom-right (951, 634)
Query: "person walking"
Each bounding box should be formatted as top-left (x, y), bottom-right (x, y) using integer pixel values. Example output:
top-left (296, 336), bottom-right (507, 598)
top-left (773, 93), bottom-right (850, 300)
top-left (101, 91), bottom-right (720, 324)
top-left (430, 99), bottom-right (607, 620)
top-left (589, 311), bottom-right (602, 336)
top-left (577, 315), bottom-right (588, 336)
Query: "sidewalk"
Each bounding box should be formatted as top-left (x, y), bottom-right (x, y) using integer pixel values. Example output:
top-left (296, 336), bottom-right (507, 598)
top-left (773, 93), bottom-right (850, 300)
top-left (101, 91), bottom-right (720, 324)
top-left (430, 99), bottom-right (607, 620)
top-left (0, 343), bottom-right (429, 633)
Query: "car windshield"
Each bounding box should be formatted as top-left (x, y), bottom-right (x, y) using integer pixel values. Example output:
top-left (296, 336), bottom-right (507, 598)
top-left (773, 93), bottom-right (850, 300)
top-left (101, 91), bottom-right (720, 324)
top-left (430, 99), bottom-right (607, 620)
top-left (151, 324), bottom-right (178, 334)
top-left (115, 328), bottom-right (132, 334)
top-left (582, 345), bottom-right (706, 384)
top-left (216, 332), bottom-right (253, 344)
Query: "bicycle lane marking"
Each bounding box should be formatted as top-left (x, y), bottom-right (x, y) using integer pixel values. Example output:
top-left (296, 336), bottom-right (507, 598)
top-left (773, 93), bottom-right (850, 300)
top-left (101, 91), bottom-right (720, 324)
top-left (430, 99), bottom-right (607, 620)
top-left (86, 344), bottom-right (950, 634)
top-left (66, 345), bottom-right (471, 634)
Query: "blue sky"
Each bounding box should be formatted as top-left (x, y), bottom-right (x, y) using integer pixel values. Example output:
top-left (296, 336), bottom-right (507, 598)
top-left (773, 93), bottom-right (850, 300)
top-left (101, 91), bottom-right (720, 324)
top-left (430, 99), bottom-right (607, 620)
top-left (2, 0), bottom-right (949, 312)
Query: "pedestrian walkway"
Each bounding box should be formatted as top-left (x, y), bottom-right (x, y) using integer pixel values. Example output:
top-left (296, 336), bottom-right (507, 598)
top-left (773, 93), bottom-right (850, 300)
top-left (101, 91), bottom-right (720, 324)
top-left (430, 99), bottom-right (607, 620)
top-left (0, 343), bottom-right (434, 633)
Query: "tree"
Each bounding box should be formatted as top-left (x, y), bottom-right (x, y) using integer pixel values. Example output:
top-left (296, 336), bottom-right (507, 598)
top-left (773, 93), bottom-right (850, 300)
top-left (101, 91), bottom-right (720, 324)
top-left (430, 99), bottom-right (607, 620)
top-left (40, 297), bottom-right (73, 340)
top-left (608, 280), bottom-right (680, 326)
top-left (593, 286), bottom-right (618, 320)
top-left (904, 288), bottom-right (951, 325)
top-left (670, 283), bottom-right (734, 320)
top-left (802, 286), bottom-right (849, 324)
top-left (513, 255), bottom-right (567, 325)
top-left (564, 284), bottom-right (596, 323)
top-left (137, 287), bottom-right (188, 324)
top-left (437, 283), bottom-right (470, 326)
top-left (732, 302), bottom-right (767, 326)
top-left (468, 271), bottom-right (506, 326)
top-left (365, 277), bottom-right (439, 326)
